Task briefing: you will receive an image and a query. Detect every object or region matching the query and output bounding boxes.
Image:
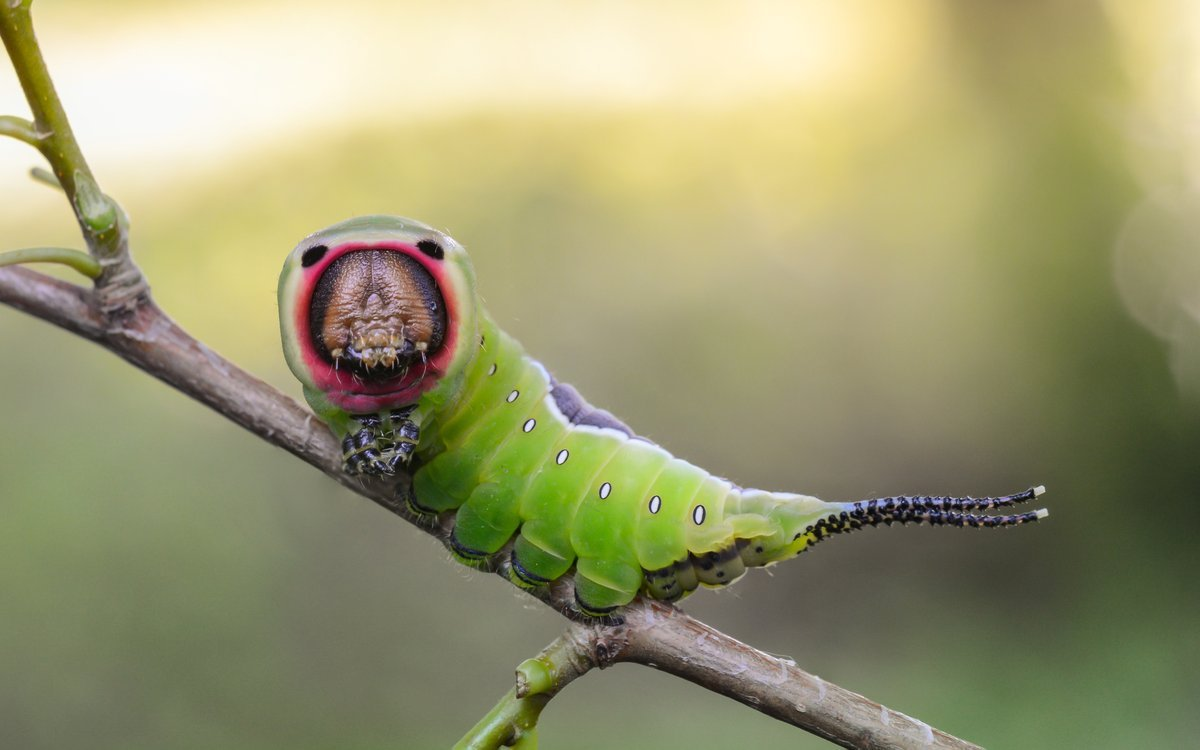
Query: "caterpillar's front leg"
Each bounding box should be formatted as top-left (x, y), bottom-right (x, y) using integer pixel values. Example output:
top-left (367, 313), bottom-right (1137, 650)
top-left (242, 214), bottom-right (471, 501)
top-left (341, 414), bottom-right (394, 476)
top-left (340, 407), bottom-right (423, 475)
top-left (384, 406), bottom-right (420, 472)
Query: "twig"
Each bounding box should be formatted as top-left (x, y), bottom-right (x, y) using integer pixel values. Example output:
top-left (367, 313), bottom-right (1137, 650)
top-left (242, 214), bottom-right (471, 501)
top-left (0, 246), bottom-right (100, 278)
top-left (454, 623), bottom-right (614, 750)
top-left (0, 0), bottom-right (145, 313)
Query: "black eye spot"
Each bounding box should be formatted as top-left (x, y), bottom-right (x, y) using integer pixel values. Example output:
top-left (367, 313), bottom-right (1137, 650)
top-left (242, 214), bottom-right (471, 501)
top-left (301, 244), bottom-right (328, 267)
top-left (416, 239), bottom-right (444, 260)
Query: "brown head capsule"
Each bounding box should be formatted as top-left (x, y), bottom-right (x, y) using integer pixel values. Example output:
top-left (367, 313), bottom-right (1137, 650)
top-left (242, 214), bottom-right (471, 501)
top-left (308, 250), bottom-right (446, 380)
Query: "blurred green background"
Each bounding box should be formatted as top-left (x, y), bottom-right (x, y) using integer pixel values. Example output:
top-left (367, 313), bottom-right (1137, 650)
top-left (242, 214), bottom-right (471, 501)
top-left (2, 1), bottom-right (1198, 748)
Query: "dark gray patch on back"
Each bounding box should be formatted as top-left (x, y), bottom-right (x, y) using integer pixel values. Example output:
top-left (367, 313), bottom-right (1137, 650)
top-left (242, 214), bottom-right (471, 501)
top-left (549, 380), bottom-right (636, 438)
top-left (548, 373), bottom-right (741, 488)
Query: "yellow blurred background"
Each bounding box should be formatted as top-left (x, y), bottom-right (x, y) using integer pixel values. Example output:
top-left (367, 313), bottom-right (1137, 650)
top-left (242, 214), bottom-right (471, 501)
top-left (2, 1), bottom-right (1197, 748)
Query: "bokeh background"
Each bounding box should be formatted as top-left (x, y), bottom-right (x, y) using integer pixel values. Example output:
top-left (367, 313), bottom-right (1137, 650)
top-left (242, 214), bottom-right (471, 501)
top-left (2, 1), bottom-right (1198, 748)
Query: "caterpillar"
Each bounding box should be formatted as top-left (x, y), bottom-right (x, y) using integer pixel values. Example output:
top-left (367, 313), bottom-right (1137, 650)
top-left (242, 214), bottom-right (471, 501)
top-left (278, 215), bottom-right (1049, 618)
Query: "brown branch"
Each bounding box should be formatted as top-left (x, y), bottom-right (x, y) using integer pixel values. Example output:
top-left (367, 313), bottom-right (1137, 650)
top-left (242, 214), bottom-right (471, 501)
top-left (0, 264), bottom-right (982, 750)
top-left (0, 265), bottom-right (384, 504)
top-left (620, 601), bottom-right (978, 750)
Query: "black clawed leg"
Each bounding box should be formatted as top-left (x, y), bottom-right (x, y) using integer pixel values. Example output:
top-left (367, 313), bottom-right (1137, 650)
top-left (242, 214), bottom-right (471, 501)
top-left (341, 415), bottom-right (394, 476)
top-left (341, 409), bottom-right (422, 476)
top-left (385, 441), bottom-right (416, 472)
top-left (385, 407), bottom-right (420, 468)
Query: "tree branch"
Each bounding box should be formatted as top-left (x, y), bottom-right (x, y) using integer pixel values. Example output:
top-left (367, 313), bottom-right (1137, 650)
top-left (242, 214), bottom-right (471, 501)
top-left (0, 264), bottom-right (983, 750)
top-left (0, 265), bottom-right (379, 505)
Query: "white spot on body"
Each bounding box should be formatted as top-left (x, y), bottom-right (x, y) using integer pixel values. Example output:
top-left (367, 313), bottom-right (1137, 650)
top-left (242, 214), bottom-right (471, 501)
top-left (523, 418), bottom-right (536, 433)
top-left (648, 495), bottom-right (662, 514)
top-left (692, 505), bottom-right (706, 525)
top-left (488, 363), bottom-right (497, 376)
top-left (507, 389), bottom-right (519, 403)
top-left (555, 449), bottom-right (569, 465)
top-left (599, 482), bottom-right (612, 499)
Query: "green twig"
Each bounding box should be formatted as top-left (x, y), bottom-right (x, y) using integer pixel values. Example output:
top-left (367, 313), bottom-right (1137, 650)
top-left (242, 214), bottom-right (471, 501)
top-left (0, 247), bottom-right (101, 279)
top-left (454, 624), bottom-right (615, 750)
top-left (455, 686), bottom-right (546, 750)
top-left (0, 2), bottom-right (92, 200)
top-left (0, 0), bottom-right (145, 314)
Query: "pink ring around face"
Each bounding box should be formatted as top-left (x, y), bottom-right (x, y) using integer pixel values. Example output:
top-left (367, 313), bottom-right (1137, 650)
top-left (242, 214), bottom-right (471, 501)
top-left (294, 240), bottom-right (461, 412)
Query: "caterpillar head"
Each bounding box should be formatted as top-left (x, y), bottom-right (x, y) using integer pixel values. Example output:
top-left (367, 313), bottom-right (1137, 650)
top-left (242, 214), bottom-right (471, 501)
top-left (279, 215), bottom-right (479, 413)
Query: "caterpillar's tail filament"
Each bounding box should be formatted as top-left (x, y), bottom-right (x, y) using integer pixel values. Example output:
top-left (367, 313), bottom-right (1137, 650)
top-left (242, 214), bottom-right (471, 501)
top-left (800, 486), bottom-right (1049, 547)
top-left (852, 485), bottom-right (1046, 515)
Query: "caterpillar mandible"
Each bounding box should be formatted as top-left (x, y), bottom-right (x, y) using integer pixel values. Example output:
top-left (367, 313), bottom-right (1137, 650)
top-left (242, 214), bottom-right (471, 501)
top-left (278, 215), bottom-right (1049, 618)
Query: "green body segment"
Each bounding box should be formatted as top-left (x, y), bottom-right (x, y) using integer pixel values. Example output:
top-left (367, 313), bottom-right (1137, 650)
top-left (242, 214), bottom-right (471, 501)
top-left (412, 315), bottom-right (843, 613)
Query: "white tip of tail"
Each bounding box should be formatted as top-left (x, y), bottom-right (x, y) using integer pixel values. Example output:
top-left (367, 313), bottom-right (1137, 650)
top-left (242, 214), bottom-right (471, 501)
top-left (1033, 485), bottom-right (1047, 497)
top-left (1035, 508), bottom-right (1050, 520)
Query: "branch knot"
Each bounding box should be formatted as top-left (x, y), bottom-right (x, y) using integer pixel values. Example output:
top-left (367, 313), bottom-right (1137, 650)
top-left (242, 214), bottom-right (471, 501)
top-left (96, 253), bottom-right (150, 320)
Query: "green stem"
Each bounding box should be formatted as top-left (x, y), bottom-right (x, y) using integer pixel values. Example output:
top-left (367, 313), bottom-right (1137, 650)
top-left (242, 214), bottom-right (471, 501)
top-left (0, 0), bottom-right (145, 313)
top-left (454, 687), bottom-right (547, 750)
top-left (0, 247), bottom-right (102, 279)
top-left (0, 2), bottom-right (93, 200)
top-left (453, 627), bottom-right (601, 750)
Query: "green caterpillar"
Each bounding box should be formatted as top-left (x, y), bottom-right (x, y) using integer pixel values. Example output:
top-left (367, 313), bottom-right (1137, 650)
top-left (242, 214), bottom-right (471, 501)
top-left (278, 215), bottom-right (1048, 617)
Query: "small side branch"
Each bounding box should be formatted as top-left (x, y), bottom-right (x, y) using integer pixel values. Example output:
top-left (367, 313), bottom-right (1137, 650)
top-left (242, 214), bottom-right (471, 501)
top-left (454, 623), bottom-right (620, 750)
top-left (0, 247), bottom-right (101, 279)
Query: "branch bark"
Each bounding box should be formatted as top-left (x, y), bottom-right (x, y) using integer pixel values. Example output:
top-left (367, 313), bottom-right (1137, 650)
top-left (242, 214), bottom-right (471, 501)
top-left (0, 264), bottom-right (983, 750)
